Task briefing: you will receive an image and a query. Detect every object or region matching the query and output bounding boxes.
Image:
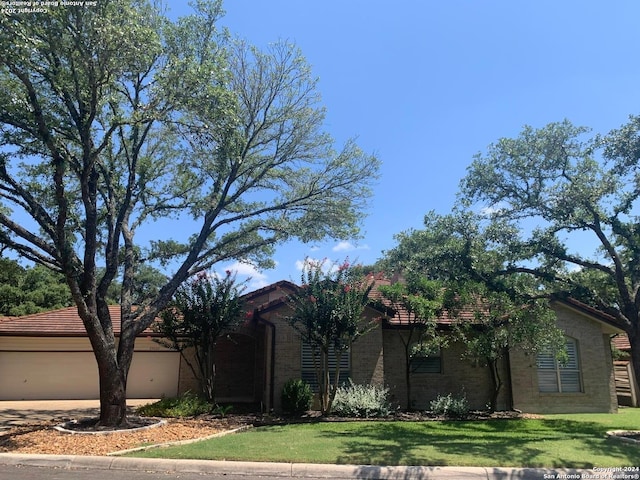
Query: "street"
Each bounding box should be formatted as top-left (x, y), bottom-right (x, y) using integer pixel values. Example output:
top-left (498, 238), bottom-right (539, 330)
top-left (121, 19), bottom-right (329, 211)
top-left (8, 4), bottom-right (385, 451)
top-left (0, 464), bottom-right (336, 480)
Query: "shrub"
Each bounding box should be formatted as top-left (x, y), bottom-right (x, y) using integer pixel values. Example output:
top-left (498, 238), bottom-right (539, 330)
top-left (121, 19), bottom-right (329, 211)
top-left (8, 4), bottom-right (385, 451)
top-left (429, 392), bottom-right (470, 418)
top-left (331, 380), bottom-right (392, 418)
top-left (281, 379), bottom-right (313, 415)
top-left (136, 391), bottom-right (214, 417)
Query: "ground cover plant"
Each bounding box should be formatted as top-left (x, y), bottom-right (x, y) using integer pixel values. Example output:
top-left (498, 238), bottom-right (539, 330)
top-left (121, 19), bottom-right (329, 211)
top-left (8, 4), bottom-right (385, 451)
top-left (127, 408), bottom-right (640, 468)
top-left (136, 392), bottom-right (215, 418)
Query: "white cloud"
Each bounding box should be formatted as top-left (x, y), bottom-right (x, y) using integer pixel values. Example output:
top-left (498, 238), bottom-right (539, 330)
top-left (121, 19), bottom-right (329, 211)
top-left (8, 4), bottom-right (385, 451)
top-left (294, 257), bottom-right (341, 275)
top-left (479, 203), bottom-right (507, 217)
top-left (332, 241), bottom-right (370, 252)
top-left (221, 261), bottom-right (271, 290)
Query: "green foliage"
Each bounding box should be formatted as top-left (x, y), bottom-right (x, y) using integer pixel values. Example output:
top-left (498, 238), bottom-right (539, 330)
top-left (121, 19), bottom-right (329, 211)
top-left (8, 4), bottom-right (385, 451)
top-left (381, 211), bottom-right (567, 410)
top-left (286, 258), bottom-right (377, 415)
top-left (429, 393), bottom-right (470, 418)
top-left (157, 271), bottom-right (247, 403)
top-left (0, 0), bottom-right (379, 426)
top-left (457, 117), bottom-right (640, 388)
top-left (281, 379), bottom-right (313, 416)
top-left (331, 380), bottom-right (392, 418)
top-left (0, 258), bottom-right (72, 316)
top-left (136, 391), bottom-right (214, 418)
top-left (376, 276), bottom-right (449, 410)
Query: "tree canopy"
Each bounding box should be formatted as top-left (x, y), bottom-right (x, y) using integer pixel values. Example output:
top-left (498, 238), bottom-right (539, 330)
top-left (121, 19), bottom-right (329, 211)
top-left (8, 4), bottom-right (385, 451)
top-left (458, 118), bottom-right (640, 391)
top-left (0, 257), bottom-right (72, 316)
top-left (384, 117), bottom-right (640, 400)
top-left (0, 0), bottom-right (379, 426)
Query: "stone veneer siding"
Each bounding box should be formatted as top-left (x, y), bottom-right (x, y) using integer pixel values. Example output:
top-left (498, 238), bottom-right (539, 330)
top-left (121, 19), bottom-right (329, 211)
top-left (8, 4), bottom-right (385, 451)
top-left (509, 303), bottom-right (618, 413)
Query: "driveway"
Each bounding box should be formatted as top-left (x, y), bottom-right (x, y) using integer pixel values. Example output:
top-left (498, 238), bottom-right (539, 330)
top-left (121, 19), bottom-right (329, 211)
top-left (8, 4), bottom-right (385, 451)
top-left (0, 399), bottom-right (156, 431)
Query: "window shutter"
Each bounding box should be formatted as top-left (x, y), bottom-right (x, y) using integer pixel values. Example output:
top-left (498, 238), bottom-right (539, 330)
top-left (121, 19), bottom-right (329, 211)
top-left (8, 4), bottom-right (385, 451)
top-left (301, 342), bottom-right (350, 391)
top-left (536, 337), bottom-right (582, 393)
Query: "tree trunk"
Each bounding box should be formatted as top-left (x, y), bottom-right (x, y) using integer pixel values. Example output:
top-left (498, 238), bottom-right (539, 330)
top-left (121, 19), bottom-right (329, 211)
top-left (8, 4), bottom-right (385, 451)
top-left (321, 350), bottom-right (330, 415)
top-left (628, 327), bottom-right (640, 404)
top-left (92, 307), bottom-right (136, 428)
top-left (405, 345), bottom-right (412, 411)
top-left (96, 354), bottom-right (128, 427)
top-left (487, 357), bottom-right (502, 412)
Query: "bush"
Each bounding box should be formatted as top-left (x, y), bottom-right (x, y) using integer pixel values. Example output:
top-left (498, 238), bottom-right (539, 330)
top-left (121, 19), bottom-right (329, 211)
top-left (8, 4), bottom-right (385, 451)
top-left (136, 391), bottom-right (214, 417)
top-left (429, 392), bottom-right (470, 418)
top-left (281, 379), bottom-right (313, 415)
top-left (331, 380), bottom-right (391, 418)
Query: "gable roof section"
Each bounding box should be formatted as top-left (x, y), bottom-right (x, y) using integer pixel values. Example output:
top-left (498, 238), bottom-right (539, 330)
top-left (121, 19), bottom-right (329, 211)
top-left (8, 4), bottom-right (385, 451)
top-left (551, 297), bottom-right (625, 333)
top-left (250, 277), bottom-right (388, 318)
top-left (0, 305), bottom-right (159, 337)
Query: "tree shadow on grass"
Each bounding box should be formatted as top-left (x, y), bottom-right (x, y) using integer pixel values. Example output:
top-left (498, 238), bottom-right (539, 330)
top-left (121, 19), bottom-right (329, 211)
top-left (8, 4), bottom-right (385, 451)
top-left (320, 418), bottom-right (639, 470)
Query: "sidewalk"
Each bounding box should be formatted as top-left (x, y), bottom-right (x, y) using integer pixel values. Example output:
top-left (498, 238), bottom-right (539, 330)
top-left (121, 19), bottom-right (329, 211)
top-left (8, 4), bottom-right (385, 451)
top-left (0, 399), bottom-right (155, 430)
top-left (0, 454), bottom-right (596, 480)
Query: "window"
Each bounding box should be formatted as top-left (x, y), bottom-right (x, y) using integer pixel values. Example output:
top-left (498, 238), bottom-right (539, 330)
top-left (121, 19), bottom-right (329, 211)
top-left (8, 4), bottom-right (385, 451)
top-left (301, 342), bottom-right (350, 391)
top-left (537, 337), bottom-right (582, 393)
top-left (410, 348), bottom-right (442, 374)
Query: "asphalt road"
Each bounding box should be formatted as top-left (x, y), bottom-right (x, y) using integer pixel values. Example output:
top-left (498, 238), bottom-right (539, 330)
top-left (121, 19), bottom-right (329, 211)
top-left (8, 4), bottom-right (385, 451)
top-left (0, 464), bottom-right (307, 479)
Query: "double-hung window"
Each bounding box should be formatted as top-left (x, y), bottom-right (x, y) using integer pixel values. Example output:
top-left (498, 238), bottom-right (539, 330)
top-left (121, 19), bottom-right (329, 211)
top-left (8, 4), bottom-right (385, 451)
top-left (537, 337), bottom-right (582, 393)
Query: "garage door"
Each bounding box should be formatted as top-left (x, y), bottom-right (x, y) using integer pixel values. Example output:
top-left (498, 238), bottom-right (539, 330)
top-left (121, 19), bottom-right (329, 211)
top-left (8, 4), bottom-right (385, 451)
top-left (0, 351), bottom-right (179, 400)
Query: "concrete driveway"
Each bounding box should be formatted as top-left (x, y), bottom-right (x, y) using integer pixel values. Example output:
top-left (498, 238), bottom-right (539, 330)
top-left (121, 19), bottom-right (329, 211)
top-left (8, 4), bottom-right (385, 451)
top-left (0, 399), bottom-right (156, 431)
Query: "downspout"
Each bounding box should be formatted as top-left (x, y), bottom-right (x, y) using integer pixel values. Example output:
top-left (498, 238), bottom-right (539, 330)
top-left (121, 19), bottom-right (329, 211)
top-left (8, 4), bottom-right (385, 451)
top-left (256, 312), bottom-right (276, 413)
top-left (505, 347), bottom-right (514, 411)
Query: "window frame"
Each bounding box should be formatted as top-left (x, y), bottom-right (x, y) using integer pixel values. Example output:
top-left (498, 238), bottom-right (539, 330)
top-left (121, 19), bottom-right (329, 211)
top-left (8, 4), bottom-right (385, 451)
top-left (536, 337), bottom-right (582, 393)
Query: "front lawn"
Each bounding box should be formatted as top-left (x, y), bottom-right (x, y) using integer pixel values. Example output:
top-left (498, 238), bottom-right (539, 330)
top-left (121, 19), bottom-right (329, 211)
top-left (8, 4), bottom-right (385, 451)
top-left (127, 408), bottom-right (640, 468)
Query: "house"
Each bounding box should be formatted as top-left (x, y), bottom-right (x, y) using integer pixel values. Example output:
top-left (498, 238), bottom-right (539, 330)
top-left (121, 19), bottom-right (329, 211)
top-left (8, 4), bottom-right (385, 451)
top-left (0, 279), bottom-right (626, 414)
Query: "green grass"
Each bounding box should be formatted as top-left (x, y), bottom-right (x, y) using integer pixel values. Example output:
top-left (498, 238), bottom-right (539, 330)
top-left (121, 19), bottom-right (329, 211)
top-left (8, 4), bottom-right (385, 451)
top-left (126, 408), bottom-right (640, 468)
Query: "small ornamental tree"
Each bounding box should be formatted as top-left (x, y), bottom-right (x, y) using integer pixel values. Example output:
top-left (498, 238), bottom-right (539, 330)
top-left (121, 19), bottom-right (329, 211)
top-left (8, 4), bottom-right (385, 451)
top-left (377, 276), bottom-right (448, 410)
top-left (286, 259), bottom-right (376, 415)
top-left (451, 282), bottom-right (564, 411)
top-left (156, 271), bottom-right (247, 404)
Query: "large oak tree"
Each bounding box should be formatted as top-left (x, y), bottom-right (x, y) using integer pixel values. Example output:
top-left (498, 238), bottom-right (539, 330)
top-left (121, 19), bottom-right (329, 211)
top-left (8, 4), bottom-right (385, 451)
top-left (457, 118), bottom-right (640, 399)
top-left (0, 1), bottom-right (379, 426)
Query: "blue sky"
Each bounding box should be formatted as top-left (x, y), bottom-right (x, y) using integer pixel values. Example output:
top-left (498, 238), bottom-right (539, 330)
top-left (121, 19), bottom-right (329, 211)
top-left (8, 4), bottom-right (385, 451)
top-left (169, 1), bottom-right (640, 289)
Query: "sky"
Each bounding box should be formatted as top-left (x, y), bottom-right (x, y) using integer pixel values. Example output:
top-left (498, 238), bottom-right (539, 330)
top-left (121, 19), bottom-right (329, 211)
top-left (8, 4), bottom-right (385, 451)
top-left (169, 2), bottom-right (640, 289)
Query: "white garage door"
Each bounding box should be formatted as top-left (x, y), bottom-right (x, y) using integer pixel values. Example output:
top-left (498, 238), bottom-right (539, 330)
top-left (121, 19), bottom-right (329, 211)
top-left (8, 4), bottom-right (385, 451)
top-left (0, 351), bottom-right (179, 400)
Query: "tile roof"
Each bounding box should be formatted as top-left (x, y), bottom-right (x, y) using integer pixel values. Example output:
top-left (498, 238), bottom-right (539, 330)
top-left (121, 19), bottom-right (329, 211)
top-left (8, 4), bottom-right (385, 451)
top-left (369, 277), bottom-right (478, 326)
top-left (0, 305), bottom-right (158, 337)
top-left (370, 278), bottom-right (626, 331)
top-left (0, 279), bottom-right (623, 337)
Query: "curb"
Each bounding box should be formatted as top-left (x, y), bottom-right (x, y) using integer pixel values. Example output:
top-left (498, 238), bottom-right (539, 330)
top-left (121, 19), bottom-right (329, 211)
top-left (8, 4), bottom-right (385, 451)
top-left (0, 454), bottom-right (600, 480)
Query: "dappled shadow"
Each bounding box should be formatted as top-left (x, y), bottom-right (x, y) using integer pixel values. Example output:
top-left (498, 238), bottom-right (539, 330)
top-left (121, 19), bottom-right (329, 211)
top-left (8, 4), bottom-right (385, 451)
top-left (0, 407), bottom-right (99, 428)
top-left (351, 465), bottom-right (599, 479)
top-left (322, 418), bottom-right (639, 470)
